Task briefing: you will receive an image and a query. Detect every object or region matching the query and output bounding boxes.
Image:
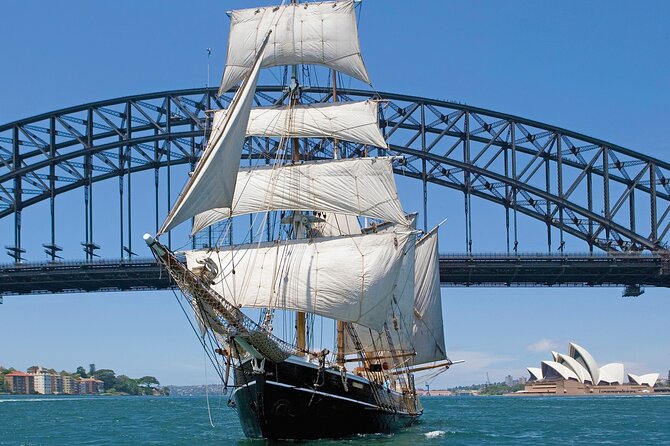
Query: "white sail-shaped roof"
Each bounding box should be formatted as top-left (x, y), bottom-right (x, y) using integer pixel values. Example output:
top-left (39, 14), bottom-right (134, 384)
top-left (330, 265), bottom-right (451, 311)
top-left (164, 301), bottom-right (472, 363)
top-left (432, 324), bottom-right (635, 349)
top-left (569, 342), bottom-right (600, 385)
top-left (184, 231), bottom-right (413, 331)
top-left (541, 361), bottom-right (579, 381)
top-left (159, 37), bottom-right (266, 235)
top-left (628, 373), bottom-right (659, 387)
top-left (527, 367), bottom-right (543, 381)
top-left (191, 157), bottom-right (408, 235)
top-left (598, 363), bottom-right (624, 385)
top-left (219, 1), bottom-right (370, 95)
top-left (411, 228), bottom-right (447, 365)
top-left (557, 353), bottom-right (593, 384)
top-left (212, 101), bottom-right (387, 148)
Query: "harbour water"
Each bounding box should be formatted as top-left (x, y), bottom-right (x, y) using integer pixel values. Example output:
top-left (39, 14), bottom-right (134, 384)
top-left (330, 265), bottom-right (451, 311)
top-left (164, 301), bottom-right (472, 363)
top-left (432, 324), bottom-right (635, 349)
top-left (1, 394), bottom-right (668, 445)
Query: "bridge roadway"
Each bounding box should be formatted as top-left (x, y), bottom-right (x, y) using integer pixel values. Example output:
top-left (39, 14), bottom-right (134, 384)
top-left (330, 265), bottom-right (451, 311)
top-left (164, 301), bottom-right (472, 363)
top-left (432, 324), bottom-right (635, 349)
top-left (1, 254), bottom-right (669, 296)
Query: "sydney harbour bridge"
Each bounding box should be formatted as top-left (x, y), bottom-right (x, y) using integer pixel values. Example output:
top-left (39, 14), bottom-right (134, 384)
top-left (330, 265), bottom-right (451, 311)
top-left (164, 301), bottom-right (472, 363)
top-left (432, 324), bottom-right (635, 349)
top-left (1, 86), bottom-right (669, 296)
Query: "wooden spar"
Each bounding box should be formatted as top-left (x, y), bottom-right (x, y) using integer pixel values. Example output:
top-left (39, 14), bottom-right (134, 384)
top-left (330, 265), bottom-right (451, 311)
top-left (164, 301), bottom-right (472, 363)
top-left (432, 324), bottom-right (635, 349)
top-left (391, 359), bottom-right (454, 375)
top-left (333, 67), bottom-right (345, 366)
top-left (332, 69), bottom-right (339, 159)
top-left (343, 351), bottom-right (416, 363)
top-left (290, 0), bottom-right (307, 355)
top-left (336, 321), bottom-right (345, 366)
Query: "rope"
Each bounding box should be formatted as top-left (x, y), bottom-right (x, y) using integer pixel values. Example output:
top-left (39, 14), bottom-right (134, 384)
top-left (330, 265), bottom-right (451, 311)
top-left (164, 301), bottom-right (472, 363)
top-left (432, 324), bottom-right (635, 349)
top-left (203, 350), bottom-right (216, 428)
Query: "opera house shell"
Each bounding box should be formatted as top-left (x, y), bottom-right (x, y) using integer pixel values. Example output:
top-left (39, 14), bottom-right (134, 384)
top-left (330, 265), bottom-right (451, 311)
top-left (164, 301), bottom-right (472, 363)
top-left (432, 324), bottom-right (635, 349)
top-left (522, 343), bottom-right (659, 395)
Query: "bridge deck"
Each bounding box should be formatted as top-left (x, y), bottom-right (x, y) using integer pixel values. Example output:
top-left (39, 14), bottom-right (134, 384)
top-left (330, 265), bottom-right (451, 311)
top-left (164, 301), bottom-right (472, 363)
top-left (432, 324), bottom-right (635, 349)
top-left (1, 254), bottom-right (669, 296)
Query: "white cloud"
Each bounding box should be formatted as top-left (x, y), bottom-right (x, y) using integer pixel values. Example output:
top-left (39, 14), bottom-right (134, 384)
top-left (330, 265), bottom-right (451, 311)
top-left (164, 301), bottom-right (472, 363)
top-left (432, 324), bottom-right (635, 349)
top-left (525, 338), bottom-right (559, 353)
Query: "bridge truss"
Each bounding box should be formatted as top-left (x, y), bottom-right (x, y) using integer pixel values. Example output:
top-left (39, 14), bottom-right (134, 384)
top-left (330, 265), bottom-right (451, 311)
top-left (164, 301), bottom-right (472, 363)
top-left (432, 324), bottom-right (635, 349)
top-left (1, 86), bottom-right (669, 292)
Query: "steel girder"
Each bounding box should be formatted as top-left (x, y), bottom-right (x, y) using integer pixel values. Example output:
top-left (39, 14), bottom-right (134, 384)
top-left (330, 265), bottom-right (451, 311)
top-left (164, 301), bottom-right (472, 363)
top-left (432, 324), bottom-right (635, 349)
top-left (1, 86), bottom-right (669, 260)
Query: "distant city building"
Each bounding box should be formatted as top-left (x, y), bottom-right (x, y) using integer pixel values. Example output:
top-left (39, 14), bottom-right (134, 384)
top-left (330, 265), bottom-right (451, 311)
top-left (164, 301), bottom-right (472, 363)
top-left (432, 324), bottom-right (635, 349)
top-left (62, 375), bottom-right (76, 394)
top-left (79, 378), bottom-right (104, 394)
top-left (520, 342), bottom-right (659, 396)
top-left (505, 375), bottom-right (514, 386)
top-left (4, 366), bottom-right (110, 396)
top-left (4, 371), bottom-right (34, 394)
top-left (33, 369), bottom-right (53, 395)
top-left (51, 374), bottom-right (64, 394)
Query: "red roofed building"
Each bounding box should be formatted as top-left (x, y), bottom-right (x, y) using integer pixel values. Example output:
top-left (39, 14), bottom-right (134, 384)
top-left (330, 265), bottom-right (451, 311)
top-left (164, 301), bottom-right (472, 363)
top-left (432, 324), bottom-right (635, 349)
top-left (78, 378), bottom-right (104, 394)
top-left (4, 371), bottom-right (35, 394)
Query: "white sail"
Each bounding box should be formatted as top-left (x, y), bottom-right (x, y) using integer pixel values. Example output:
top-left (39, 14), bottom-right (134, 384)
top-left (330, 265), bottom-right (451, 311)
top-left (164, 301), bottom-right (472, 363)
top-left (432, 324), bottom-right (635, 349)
top-left (342, 226), bottom-right (445, 364)
top-left (159, 37), bottom-right (267, 235)
top-left (219, 1), bottom-right (370, 95)
top-left (412, 228), bottom-right (447, 365)
top-left (343, 239), bottom-right (416, 355)
top-left (184, 231), bottom-right (412, 331)
top-left (318, 213), bottom-right (362, 237)
top-left (191, 157), bottom-right (407, 235)
top-left (345, 237), bottom-right (415, 354)
top-left (212, 101), bottom-right (387, 149)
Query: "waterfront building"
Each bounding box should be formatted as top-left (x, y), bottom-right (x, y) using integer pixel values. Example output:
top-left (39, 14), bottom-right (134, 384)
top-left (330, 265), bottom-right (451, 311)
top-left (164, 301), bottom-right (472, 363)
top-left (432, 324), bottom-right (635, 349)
top-left (79, 378), bottom-right (104, 394)
top-left (521, 342), bottom-right (659, 395)
top-left (4, 371), bottom-right (34, 394)
top-left (33, 369), bottom-right (53, 395)
top-left (50, 374), bottom-right (63, 394)
top-left (62, 375), bottom-right (76, 394)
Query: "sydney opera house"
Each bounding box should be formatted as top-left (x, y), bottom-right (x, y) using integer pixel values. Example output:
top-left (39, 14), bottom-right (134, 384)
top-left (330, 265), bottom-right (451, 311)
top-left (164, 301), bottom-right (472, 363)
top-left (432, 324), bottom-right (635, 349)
top-left (521, 342), bottom-right (659, 395)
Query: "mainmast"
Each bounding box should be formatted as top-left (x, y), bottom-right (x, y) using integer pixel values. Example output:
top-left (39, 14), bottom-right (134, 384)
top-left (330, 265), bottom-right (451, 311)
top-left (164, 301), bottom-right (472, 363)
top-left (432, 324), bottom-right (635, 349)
top-left (334, 68), bottom-right (345, 367)
top-left (291, 0), bottom-right (307, 355)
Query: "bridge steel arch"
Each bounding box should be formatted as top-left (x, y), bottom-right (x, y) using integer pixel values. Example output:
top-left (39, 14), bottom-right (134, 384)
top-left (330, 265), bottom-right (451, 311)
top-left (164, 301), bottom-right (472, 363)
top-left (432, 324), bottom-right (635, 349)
top-left (1, 86), bottom-right (670, 263)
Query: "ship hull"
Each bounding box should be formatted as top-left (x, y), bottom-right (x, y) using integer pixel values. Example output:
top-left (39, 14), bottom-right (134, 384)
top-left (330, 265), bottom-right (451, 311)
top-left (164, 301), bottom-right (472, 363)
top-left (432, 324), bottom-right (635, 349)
top-left (231, 356), bottom-right (421, 439)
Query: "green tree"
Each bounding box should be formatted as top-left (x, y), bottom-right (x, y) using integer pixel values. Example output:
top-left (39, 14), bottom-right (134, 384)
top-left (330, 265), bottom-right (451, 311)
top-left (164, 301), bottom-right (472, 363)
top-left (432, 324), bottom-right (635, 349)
top-left (137, 376), bottom-right (159, 388)
top-left (114, 375), bottom-right (140, 395)
top-left (92, 369), bottom-right (116, 392)
top-left (75, 366), bottom-right (88, 378)
top-left (137, 376), bottom-right (160, 395)
top-left (89, 364), bottom-right (96, 376)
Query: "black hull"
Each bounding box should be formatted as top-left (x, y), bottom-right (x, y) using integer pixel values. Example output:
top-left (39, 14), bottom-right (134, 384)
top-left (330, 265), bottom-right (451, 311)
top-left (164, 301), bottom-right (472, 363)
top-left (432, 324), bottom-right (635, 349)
top-left (231, 357), bottom-right (421, 440)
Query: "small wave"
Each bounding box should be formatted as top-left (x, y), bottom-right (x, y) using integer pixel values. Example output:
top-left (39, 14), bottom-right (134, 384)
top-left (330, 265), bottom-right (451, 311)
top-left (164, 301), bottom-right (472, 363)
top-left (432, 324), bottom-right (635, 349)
top-left (424, 430), bottom-right (446, 439)
top-left (0, 397), bottom-right (89, 403)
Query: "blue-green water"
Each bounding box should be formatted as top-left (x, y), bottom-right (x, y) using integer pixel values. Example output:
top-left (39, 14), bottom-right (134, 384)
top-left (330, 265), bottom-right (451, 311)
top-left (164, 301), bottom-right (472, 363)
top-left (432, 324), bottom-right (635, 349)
top-left (1, 395), bottom-right (668, 445)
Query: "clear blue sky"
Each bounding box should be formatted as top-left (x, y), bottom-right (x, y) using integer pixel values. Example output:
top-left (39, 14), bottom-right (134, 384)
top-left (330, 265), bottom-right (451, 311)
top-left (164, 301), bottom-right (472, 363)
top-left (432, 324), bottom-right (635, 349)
top-left (1, 0), bottom-right (669, 388)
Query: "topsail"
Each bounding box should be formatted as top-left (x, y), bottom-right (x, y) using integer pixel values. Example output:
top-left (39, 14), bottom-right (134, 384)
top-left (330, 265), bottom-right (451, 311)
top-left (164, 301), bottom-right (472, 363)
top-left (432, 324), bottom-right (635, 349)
top-left (219, 1), bottom-right (370, 95)
top-left (191, 157), bottom-right (408, 235)
top-left (212, 100), bottom-right (387, 149)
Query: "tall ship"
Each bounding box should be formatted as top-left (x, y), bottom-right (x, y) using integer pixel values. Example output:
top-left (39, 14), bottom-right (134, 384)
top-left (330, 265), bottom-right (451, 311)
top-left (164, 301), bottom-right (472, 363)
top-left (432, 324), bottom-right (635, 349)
top-left (144, 0), bottom-right (451, 439)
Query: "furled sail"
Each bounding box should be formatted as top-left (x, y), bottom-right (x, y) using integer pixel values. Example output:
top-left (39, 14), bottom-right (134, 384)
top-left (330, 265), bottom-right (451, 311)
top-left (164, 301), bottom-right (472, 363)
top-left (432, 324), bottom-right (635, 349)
top-left (184, 231), bottom-right (412, 331)
top-left (219, 1), bottom-right (370, 95)
top-left (158, 35), bottom-right (268, 235)
top-left (212, 101), bottom-right (388, 149)
top-left (412, 228), bottom-right (447, 365)
top-left (191, 157), bottom-right (408, 235)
